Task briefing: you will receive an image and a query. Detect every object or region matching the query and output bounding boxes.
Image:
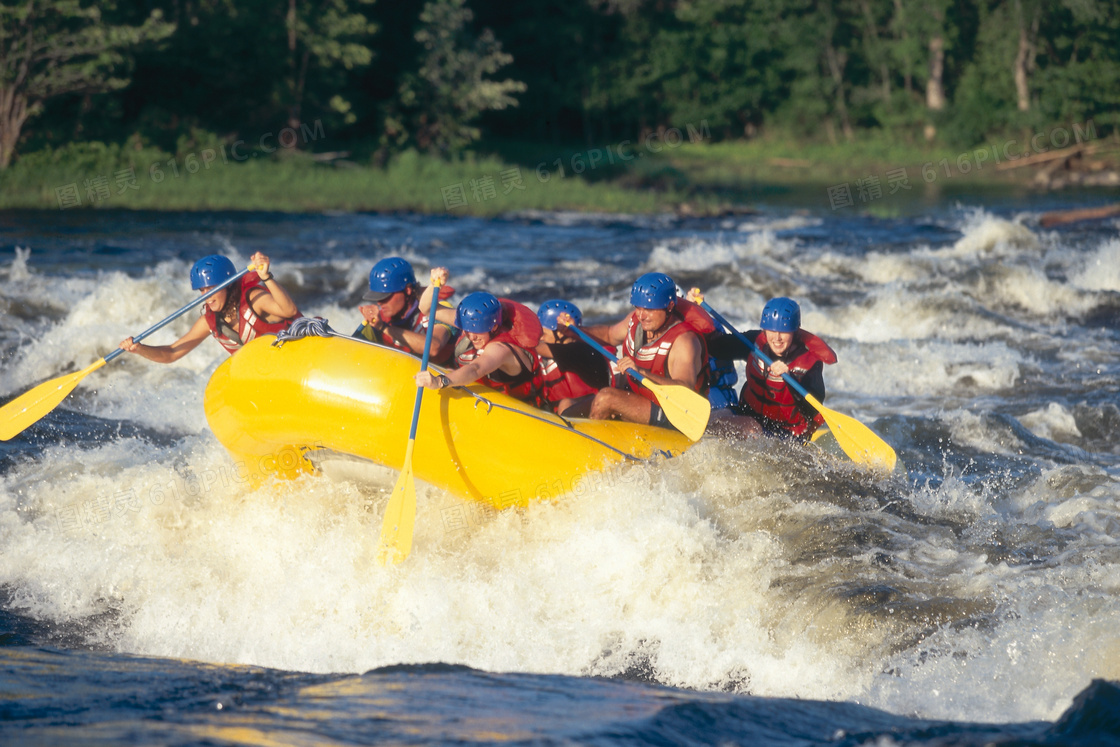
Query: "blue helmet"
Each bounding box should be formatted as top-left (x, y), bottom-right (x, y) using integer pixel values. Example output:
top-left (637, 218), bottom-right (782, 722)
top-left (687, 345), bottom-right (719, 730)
top-left (630, 272), bottom-right (677, 310)
top-left (760, 297), bottom-right (801, 332)
top-left (455, 292), bottom-right (503, 334)
top-left (364, 257), bottom-right (417, 302)
top-left (190, 255), bottom-right (236, 290)
top-left (537, 299), bottom-right (582, 331)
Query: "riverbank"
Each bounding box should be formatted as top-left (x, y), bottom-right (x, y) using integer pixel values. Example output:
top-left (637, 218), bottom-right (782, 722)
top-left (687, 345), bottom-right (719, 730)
top-left (1, 132), bottom-right (1116, 216)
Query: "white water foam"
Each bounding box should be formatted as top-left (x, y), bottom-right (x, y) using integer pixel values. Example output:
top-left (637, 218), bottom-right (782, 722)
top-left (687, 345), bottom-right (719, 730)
top-left (2, 430), bottom-right (1118, 723)
top-left (1020, 403), bottom-right (1083, 443)
top-left (1070, 237), bottom-right (1120, 293)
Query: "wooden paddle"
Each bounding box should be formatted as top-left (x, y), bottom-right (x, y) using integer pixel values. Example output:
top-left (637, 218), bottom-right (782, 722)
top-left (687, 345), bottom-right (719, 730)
top-left (699, 299), bottom-right (897, 473)
top-left (562, 322), bottom-right (710, 441)
top-left (376, 278), bottom-right (443, 565)
top-left (0, 267), bottom-right (252, 442)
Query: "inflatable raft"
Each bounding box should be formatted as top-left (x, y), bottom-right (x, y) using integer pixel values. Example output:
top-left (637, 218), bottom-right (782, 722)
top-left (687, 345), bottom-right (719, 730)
top-left (203, 335), bottom-right (693, 507)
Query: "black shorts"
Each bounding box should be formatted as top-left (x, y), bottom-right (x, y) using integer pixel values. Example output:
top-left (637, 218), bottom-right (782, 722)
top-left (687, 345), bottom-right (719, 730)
top-left (648, 403), bottom-right (677, 431)
top-left (556, 394), bottom-right (596, 419)
top-left (729, 405), bottom-right (809, 443)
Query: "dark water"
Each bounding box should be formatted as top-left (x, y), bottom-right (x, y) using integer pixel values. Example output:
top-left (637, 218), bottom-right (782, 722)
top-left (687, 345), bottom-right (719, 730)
top-left (1, 199), bottom-right (1119, 745)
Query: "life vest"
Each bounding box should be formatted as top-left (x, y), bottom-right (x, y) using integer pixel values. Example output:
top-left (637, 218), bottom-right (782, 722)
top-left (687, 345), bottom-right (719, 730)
top-left (739, 329), bottom-right (837, 439)
top-left (539, 351), bottom-right (601, 405)
top-left (359, 291), bottom-right (458, 365)
top-left (707, 356), bottom-right (739, 409)
top-left (455, 298), bottom-right (545, 406)
top-left (619, 298), bottom-right (715, 404)
top-left (203, 275), bottom-right (297, 355)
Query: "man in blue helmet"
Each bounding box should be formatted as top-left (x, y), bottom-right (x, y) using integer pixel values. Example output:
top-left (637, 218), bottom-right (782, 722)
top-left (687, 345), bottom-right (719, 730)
top-left (577, 272), bottom-right (715, 429)
top-left (357, 257), bottom-right (457, 364)
top-left (707, 296), bottom-right (837, 441)
top-left (534, 299), bottom-right (611, 417)
top-left (414, 289), bottom-right (545, 406)
top-left (119, 251), bottom-right (299, 361)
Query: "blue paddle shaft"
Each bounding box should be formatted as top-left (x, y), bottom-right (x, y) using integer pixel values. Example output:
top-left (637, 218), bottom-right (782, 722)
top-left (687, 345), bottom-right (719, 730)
top-left (103, 268), bottom-right (252, 364)
top-left (408, 283), bottom-right (443, 441)
top-left (700, 300), bottom-right (812, 401)
top-left (566, 324), bottom-right (649, 385)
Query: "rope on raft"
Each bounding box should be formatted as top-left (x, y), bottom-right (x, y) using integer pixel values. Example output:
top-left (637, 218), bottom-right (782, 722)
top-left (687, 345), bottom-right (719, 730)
top-left (269, 322), bottom-right (663, 463)
top-left (272, 316), bottom-right (337, 347)
top-left (328, 330), bottom-right (651, 462)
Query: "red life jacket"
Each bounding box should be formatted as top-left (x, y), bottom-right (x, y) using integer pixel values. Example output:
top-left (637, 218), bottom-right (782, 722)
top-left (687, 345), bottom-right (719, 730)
top-left (540, 355), bottom-right (600, 404)
top-left (203, 275), bottom-right (298, 355)
top-left (619, 299), bottom-right (715, 404)
top-left (456, 299), bottom-right (545, 406)
top-left (360, 290), bottom-right (457, 365)
top-left (740, 329), bottom-right (837, 439)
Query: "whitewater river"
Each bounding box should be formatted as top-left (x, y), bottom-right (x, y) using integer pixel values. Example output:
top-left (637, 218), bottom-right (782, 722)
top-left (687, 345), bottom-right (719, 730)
top-left (1, 200), bottom-right (1118, 745)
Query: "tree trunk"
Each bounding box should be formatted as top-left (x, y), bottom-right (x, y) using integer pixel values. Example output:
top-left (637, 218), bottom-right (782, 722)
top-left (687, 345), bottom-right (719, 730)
top-left (824, 45), bottom-right (854, 141)
top-left (893, 0), bottom-right (913, 95)
top-left (926, 35), bottom-right (945, 111)
top-left (1014, 25), bottom-right (1030, 111)
top-left (858, 0), bottom-right (890, 104)
top-left (0, 88), bottom-right (30, 170)
top-left (1013, 0), bottom-right (1038, 112)
top-left (286, 0), bottom-right (302, 135)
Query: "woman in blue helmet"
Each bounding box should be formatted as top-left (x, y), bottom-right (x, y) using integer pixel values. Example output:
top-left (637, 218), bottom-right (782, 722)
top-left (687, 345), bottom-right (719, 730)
top-left (577, 272), bottom-right (715, 430)
top-left (707, 296), bottom-right (837, 441)
top-left (356, 257), bottom-right (456, 364)
top-left (534, 299), bottom-right (611, 417)
top-left (414, 289), bottom-right (545, 407)
top-left (119, 252), bottom-right (299, 362)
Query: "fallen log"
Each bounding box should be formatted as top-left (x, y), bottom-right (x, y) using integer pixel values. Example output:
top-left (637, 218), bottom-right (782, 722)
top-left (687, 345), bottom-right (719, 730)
top-left (996, 142), bottom-right (1095, 171)
top-left (1038, 203), bottom-right (1120, 228)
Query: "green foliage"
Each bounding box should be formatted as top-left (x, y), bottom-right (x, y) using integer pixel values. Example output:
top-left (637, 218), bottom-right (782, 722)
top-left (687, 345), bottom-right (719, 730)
top-left (385, 0), bottom-right (526, 155)
top-left (0, 0), bottom-right (173, 167)
top-left (0, 140), bottom-right (682, 214)
top-left (1032, 0), bottom-right (1120, 130)
top-left (283, 0), bottom-right (378, 129)
top-left (6, 0), bottom-right (1120, 183)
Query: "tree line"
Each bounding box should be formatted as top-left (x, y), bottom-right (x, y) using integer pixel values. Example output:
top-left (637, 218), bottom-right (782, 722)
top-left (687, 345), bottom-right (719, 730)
top-left (2, 0), bottom-right (1117, 170)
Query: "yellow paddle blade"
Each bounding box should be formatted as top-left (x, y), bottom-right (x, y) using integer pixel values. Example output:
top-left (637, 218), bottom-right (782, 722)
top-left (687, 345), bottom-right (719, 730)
top-left (377, 439), bottom-right (417, 566)
top-left (805, 393), bottom-right (896, 473)
top-left (0, 358), bottom-right (108, 441)
top-left (643, 380), bottom-right (711, 442)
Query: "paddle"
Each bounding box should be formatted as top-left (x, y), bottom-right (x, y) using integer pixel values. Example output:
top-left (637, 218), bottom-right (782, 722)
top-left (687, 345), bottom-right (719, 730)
top-left (0, 267), bottom-right (252, 442)
top-left (698, 299), bottom-right (897, 473)
top-left (561, 321), bottom-right (711, 441)
top-left (376, 278), bottom-right (443, 565)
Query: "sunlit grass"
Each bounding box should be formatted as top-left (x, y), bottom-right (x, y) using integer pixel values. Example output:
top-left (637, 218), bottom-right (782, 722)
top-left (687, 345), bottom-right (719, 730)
top-left (0, 135), bottom-right (1036, 215)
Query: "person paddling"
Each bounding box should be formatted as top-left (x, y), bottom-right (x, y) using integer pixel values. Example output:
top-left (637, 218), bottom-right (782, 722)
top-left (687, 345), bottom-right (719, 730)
top-left (535, 300), bottom-right (611, 417)
top-left (414, 290), bottom-right (545, 407)
top-left (707, 296), bottom-right (837, 442)
top-left (578, 272), bottom-right (715, 430)
top-left (356, 257), bottom-right (457, 364)
top-left (119, 252), bottom-right (299, 362)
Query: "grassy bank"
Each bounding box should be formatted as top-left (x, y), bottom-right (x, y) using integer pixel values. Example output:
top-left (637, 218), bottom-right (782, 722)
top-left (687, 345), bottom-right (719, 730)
top-left (0, 134), bottom-right (1062, 216)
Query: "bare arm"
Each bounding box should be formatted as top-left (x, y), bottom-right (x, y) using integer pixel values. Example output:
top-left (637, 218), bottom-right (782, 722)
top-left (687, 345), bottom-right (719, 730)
top-left (416, 266), bottom-right (450, 313)
top-left (384, 321), bottom-right (451, 356)
top-left (662, 332), bottom-right (703, 389)
top-left (245, 251), bottom-right (298, 321)
top-left (629, 331), bottom-right (702, 390)
top-left (119, 314), bottom-right (211, 364)
top-left (580, 315), bottom-right (629, 347)
top-left (415, 342), bottom-right (518, 389)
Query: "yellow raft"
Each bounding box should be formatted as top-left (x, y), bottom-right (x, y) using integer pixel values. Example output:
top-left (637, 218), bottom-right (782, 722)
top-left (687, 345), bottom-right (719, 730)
top-left (203, 334), bottom-right (693, 507)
